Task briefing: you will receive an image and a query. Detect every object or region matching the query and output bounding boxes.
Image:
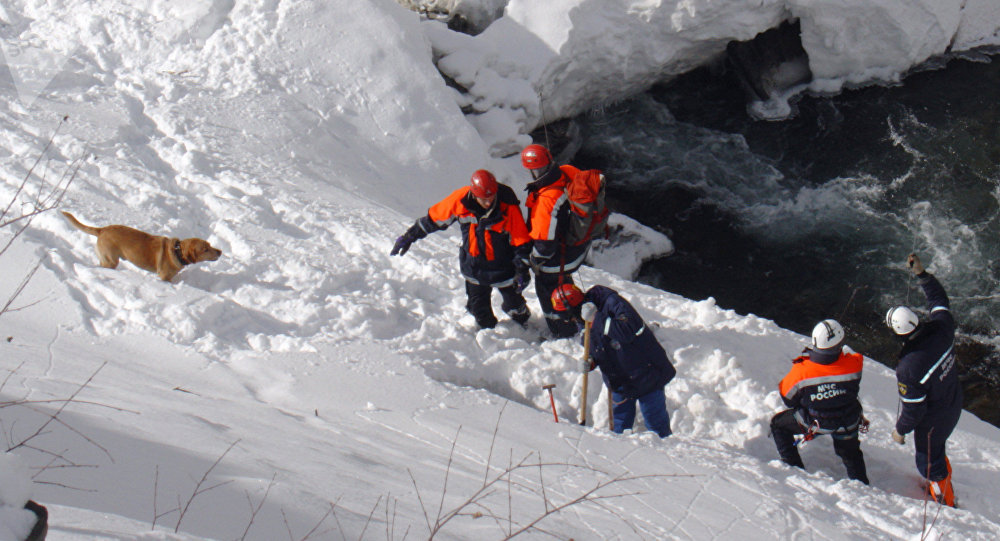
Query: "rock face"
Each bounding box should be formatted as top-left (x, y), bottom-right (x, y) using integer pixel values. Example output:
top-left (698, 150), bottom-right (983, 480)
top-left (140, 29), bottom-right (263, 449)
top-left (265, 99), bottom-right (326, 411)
top-left (726, 20), bottom-right (812, 103)
top-left (394, 0), bottom-right (507, 34)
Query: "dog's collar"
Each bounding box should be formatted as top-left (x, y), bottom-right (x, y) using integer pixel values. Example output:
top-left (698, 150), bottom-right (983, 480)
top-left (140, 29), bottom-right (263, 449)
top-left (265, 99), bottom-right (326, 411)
top-left (173, 240), bottom-right (189, 266)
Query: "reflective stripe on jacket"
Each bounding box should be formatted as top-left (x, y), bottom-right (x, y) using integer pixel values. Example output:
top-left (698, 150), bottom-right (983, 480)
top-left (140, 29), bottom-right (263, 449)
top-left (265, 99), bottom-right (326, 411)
top-left (585, 285), bottom-right (676, 399)
top-left (894, 273), bottom-right (963, 435)
top-left (779, 351), bottom-right (863, 431)
top-left (524, 165), bottom-right (589, 274)
top-left (419, 184), bottom-right (530, 286)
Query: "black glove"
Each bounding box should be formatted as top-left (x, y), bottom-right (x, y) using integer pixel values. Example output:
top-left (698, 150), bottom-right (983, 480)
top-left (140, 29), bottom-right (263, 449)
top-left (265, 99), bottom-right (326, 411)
top-left (514, 268), bottom-right (531, 293)
top-left (390, 233), bottom-right (415, 256)
top-left (390, 222), bottom-right (429, 256)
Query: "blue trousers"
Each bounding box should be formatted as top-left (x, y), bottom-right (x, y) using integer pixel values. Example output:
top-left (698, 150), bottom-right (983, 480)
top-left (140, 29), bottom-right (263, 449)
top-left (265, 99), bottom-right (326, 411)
top-left (612, 389), bottom-right (671, 438)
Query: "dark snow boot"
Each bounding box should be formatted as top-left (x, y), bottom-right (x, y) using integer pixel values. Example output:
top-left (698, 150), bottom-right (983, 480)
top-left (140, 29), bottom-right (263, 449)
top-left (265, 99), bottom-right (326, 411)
top-left (499, 285), bottom-right (529, 325)
top-left (506, 305), bottom-right (529, 325)
top-left (25, 500), bottom-right (48, 541)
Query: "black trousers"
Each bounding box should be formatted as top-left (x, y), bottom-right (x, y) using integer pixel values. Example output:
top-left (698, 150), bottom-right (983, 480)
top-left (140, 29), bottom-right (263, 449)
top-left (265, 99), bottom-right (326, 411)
top-left (912, 405), bottom-right (961, 481)
top-left (465, 281), bottom-right (529, 329)
top-left (533, 272), bottom-right (579, 338)
top-left (771, 409), bottom-right (869, 485)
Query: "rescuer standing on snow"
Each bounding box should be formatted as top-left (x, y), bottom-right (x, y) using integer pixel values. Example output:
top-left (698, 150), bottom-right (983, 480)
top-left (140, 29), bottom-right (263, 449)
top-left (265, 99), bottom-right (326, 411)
top-left (390, 170), bottom-right (532, 330)
top-left (771, 319), bottom-right (870, 484)
top-left (520, 144), bottom-right (601, 338)
top-left (886, 253), bottom-right (962, 507)
top-left (551, 283), bottom-right (676, 437)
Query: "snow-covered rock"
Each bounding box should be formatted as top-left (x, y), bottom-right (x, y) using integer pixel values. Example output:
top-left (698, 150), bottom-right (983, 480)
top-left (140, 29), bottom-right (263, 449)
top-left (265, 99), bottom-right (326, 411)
top-left (427, 0), bottom-right (1000, 153)
top-left (0, 453), bottom-right (35, 541)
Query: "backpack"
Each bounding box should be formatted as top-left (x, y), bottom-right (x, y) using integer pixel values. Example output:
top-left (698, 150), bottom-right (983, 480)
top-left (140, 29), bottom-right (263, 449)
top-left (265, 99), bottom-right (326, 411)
top-left (562, 167), bottom-right (609, 246)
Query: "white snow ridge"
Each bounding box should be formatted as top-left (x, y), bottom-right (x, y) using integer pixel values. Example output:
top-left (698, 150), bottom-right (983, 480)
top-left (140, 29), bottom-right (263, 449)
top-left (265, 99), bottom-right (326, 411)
top-left (1, 1), bottom-right (999, 540)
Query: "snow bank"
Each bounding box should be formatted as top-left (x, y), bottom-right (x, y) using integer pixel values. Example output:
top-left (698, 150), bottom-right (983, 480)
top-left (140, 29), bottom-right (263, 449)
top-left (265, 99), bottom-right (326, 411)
top-left (426, 0), bottom-right (1000, 153)
top-left (790, 0), bottom-right (962, 90)
top-left (588, 213), bottom-right (674, 280)
top-left (0, 453), bottom-right (34, 541)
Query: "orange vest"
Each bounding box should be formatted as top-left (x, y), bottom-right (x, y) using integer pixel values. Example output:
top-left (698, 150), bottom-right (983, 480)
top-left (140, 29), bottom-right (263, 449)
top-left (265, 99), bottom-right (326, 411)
top-left (779, 352), bottom-right (863, 405)
top-left (427, 186), bottom-right (530, 260)
top-left (525, 165), bottom-right (578, 242)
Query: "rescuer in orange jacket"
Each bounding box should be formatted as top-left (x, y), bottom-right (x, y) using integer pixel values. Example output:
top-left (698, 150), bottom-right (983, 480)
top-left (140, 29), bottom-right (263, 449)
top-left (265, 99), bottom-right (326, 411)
top-left (390, 170), bottom-right (532, 329)
top-left (771, 319), bottom-right (869, 484)
top-left (520, 144), bottom-right (592, 338)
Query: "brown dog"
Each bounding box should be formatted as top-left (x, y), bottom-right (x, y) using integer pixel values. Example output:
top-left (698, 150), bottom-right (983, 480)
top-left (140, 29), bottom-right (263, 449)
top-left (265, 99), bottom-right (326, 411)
top-left (62, 211), bottom-right (222, 282)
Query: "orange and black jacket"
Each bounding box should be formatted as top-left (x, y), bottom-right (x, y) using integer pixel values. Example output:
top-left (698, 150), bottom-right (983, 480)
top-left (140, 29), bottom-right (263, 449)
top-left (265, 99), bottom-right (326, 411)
top-left (524, 165), bottom-right (589, 274)
top-left (779, 349), bottom-right (863, 432)
top-left (407, 184), bottom-right (531, 287)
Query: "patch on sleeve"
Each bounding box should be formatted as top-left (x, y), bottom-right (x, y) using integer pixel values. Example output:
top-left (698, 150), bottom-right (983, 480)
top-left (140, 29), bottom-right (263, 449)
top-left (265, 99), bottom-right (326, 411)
top-left (897, 382), bottom-right (908, 396)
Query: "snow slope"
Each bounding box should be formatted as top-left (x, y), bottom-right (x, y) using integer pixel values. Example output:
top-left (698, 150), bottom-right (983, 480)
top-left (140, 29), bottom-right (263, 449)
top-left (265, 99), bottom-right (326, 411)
top-left (1, 0), bottom-right (1000, 539)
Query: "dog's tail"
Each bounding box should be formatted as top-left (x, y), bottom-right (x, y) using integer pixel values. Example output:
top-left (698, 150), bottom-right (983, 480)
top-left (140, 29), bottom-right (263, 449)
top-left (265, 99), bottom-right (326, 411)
top-left (61, 211), bottom-right (102, 236)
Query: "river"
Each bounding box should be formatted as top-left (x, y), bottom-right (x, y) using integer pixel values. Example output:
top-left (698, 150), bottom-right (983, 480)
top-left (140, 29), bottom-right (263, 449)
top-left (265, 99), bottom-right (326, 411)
top-left (559, 50), bottom-right (1000, 426)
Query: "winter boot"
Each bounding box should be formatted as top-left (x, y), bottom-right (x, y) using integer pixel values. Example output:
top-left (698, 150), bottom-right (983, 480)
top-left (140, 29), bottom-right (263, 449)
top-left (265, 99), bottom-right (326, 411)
top-left (928, 457), bottom-right (955, 507)
top-left (474, 314), bottom-right (498, 329)
top-left (507, 304), bottom-right (530, 325)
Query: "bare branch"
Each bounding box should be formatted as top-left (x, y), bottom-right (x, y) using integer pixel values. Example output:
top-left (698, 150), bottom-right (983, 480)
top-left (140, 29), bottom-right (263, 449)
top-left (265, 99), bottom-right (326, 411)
top-left (504, 473), bottom-right (651, 540)
top-left (432, 425), bottom-right (462, 532)
top-left (0, 398), bottom-right (139, 415)
top-left (281, 508), bottom-right (295, 541)
top-left (152, 465), bottom-right (161, 530)
top-left (483, 401), bottom-right (508, 486)
top-left (7, 361), bottom-right (108, 453)
top-left (33, 479), bottom-right (97, 493)
top-left (507, 449), bottom-right (513, 537)
top-left (0, 360), bottom-right (27, 393)
top-left (47, 413), bottom-right (114, 462)
top-left (329, 497), bottom-right (347, 541)
top-left (0, 116), bottom-right (66, 223)
top-left (174, 439), bottom-right (240, 533)
top-left (408, 468), bottom-right (432, 533)
top-left (0, 257), bottom-right (43, 316)
top-left (357, 494), bottom-right (383, 541)
top-left (537, 451), bottom-right (549, 514)
top-left (240, 473), bottom-right (277, 541)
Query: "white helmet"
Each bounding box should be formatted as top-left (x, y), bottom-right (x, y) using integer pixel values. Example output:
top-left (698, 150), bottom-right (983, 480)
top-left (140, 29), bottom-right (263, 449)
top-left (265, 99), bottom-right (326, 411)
top-left (811, 319), bottom-right (845, 351)
top-left (886, 306), bottom-right (919, 335)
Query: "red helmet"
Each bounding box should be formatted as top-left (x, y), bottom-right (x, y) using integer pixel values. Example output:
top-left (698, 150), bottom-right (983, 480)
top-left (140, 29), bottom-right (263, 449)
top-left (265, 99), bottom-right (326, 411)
top-left (550, 284), bottom-right (584, 312)
top-left (520, 144), bottom-right (552, 170)
top-left (470, 169), bottom-right (498, 198)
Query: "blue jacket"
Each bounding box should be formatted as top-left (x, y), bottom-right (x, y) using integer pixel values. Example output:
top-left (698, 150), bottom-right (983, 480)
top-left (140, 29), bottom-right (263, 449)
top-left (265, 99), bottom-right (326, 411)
top-left (894, 273), bottom-right (963, 435)
top-left (584, 286), bottom-right (676, 399)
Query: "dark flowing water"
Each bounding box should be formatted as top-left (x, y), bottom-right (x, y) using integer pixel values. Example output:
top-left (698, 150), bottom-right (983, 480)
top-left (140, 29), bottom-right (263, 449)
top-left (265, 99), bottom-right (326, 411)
top-left (556, 51), bottom-right (1000, 426)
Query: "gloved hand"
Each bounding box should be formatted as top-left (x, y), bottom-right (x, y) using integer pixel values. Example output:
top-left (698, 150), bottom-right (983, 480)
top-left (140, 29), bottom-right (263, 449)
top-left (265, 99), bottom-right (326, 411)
top-left (891, 429), bottom-right (906, 445)
top-left (513, 269), bottom-right (531, 293)
top-left (580, 302), bottom-right (597, 323)
top-left (390, 233), bottom-right (414, 256)
top-left (580, 357), bottom-right (594, 373)
top-left (907, 253), bottom-right (925, 275)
